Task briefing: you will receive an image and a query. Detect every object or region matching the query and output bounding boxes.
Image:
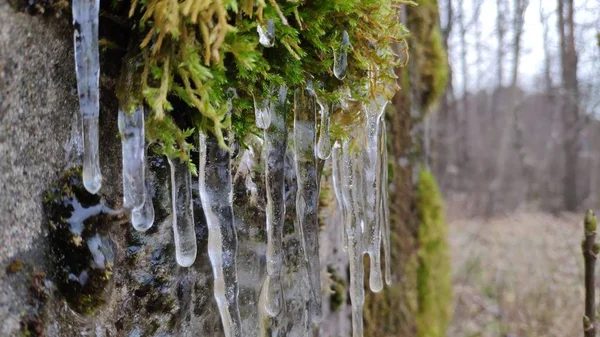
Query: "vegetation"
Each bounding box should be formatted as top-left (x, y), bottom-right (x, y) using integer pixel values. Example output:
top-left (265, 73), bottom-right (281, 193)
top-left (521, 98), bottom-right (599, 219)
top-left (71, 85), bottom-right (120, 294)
top-left (415, 169), bottom-right (452, 337)
top-left (123, 0), bottom-right (411, 167)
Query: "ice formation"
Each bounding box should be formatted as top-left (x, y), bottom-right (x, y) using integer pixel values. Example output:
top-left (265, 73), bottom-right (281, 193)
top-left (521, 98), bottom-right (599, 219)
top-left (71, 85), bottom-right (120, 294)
top-left (253, 92), bottom-right (272, 130)
top-left (118, 106), bottom-right (146, 210)
top-left (316, 101), bottom-right (332, 160)
top-left (261, 86), bottom-right (288, 316)
top-left (131, 158), bottom-right (155, 232)
top-left (168, 157), bottom-right (198, 267)
top-left (330, 92), bottom-right (392, 337)
top-left (333, 30), bottom-right (350, 80)
top-left (257, 19), bottom-right (275, 47)
top-left (73, 0), bottom-right (101, 194)
top-left (69, 4), bottom-right (393, 333)
top-left (293, 87), bottom-right (323, 323)
top-left (199, 130), bottom-right (243, 337)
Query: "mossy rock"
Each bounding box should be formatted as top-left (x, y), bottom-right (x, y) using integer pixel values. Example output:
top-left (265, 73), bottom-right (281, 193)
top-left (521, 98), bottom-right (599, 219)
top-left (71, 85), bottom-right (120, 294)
top-left (43, 167), bottom-right (115, 317)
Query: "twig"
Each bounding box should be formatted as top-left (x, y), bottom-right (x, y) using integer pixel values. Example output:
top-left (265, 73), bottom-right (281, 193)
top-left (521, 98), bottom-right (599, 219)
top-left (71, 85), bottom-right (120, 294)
top-left (582, 209), bottom-right (598, 337)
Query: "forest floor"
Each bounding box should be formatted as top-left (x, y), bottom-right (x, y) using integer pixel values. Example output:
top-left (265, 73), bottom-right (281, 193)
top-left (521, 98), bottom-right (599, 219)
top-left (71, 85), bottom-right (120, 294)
top-left (447, 211), bottom-right (586, 337)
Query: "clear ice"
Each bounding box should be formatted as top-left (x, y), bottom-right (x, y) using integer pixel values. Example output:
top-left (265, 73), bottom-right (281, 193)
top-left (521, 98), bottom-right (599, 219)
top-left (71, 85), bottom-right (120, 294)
top-left (73, 0), bottom-right (101, 194)
top-left (333, 30), bottom-right (350, 80)
top-left (261, 86), bottom-right (288, 316)
top-left (168, 157), bottom-right (198, 267)
top-left (339, 137), bottom-right (365, 337)
top-left (293, 87), bottom-right (323, 323)
top-left (328, 92), bottom-right (392, 337)
top-left (131, 156), bottom-right (155, 232)
top-left (331, 143), bottom-right (347, 251)
top-left (379, 118), bottom-right (391, 285)
top-left (316, 101), bottom-right (332, 160)
top-left (257, 19), bottom-right (275, 47)
top-left (364, 98), bottom-right (386, 293)
top-left (199, 130), bottom-right (242, 337)
top-left (253, 92), bottom-right (272, 130)
top-left (118, 106), bottom-right (146, 210)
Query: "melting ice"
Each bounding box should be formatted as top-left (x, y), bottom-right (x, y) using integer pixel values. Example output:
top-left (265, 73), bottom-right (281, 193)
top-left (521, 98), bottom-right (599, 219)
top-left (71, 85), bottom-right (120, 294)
top-left (73, 0), bottom-right (101, 194)
top-left (293, 87), bottom-right (323, 323)
top-left (199, 130), bottom-right (243, 337)
top-left (118, 106), bottom-right (146, 210)
top-left (168, 157), bottom-right (198, 267)
top-left (333, 30), bottom-right (350, 80)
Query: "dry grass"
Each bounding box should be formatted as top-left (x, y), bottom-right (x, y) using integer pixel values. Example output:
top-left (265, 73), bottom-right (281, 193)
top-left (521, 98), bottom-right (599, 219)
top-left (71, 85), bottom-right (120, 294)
top-left (448, 212), bottom-right (589, 337)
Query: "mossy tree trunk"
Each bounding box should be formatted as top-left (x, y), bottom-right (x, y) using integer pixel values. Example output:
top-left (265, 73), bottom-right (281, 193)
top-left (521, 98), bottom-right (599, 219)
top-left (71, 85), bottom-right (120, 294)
top-left (364, 2), bottom-right (451, 337)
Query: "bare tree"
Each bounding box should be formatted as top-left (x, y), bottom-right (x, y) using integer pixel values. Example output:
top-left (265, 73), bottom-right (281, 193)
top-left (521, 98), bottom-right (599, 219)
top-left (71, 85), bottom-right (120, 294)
top-left (558, 0), bottom-right (581, 211)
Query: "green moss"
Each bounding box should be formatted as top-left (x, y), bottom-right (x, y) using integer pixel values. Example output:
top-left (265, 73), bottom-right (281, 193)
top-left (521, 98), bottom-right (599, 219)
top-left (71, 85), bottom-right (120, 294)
top-left (415, 169), bottom-right (452, 337)
top-left (118, 0), bottom-right (411, 167)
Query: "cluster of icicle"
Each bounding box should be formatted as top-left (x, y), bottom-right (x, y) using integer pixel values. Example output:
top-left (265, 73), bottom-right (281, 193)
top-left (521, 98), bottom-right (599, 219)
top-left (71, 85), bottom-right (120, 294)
top-left (73, 3), bottom-right (390, 335)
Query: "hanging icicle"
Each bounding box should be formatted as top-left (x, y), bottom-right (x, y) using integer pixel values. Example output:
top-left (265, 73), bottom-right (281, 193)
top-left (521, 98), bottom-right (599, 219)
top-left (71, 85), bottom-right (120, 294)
top-left (131, 153), bottom-right (155, 232)
top-left (379, 118), bottom-right (391, 285)
top-left (261, 85), bottom-right (288, 317)
top-left (339, 136), bottom-right (366, 337)
top-left (363, 98), bottom-right (385, 293)
top-left (293, 86), bottom-right (323, 323)
top-left (316, 101), bottom-right (332, 160)
top-left (168, 157), bottom-right (197, 267)
top-left (118, 106), bottom-right (146, 211)
top-left (199, 129), bottom-right (242, 337)
top-left (333, 30), bottom-right (350, 80)
top-left (73, 0), bottom-right (101, 194)
top-left (331, 142), bottom-right (347, 251)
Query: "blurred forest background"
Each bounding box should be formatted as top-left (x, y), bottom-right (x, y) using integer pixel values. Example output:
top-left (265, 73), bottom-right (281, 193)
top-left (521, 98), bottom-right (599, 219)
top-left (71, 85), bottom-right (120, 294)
top-left (423, 0), bottom-right (600, 336)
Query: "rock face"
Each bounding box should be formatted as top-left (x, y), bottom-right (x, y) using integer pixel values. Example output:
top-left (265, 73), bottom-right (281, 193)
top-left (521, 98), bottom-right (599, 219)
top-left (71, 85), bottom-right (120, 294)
top-left (0, 3), bottom-right (352, 336)
top-left (0, 2), bottom-right (76, 334)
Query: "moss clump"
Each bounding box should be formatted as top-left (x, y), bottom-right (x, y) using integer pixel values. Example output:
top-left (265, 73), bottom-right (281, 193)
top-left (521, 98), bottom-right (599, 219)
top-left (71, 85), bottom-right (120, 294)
top-left (43, 167), bottom-right (115, 317)
top-left (415, 169), bottom-right (452, 337)
top-left (116, 0), bottom-right (411, 168)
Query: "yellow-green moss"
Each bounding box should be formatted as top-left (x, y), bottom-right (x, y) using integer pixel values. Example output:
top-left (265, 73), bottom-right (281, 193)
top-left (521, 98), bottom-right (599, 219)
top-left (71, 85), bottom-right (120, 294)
top-left (415, 169), bottom-right (452, 337)
top-left (125, 0), bottom-right (412, 165)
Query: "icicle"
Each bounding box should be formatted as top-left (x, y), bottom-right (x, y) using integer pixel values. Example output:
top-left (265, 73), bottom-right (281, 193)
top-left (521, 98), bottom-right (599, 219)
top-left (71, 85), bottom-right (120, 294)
top-left (253, 92), bottom-right (271, 130)
top-left (131, 154), bottom-right (155, 232)
top-left (340, 138), bottom-right (365, 337)
top-left (199, 130), bottom-right (242, 337)
top-left (293, 87), bottom-right (323, 323)
top-left (261, 86), bottom-right (288, 317)
top-left (316, 102), bottom-right (332, 160)
top-left (333, 30), bottom-right (350, 80)
top-left (73, 0), bottom-right (101, 194)
top-left (363, 96), bottom-right (389, 293)
top-left (118, 106), bottom-right (146, 210)
top-left (257, 19), bottom-right (275, 47)
top-left (168, 157), bottom-right (197, 267)
top-left (331, 143), bottom-right (347, 251)
top-left (379, 118), bottom-right (391, 285)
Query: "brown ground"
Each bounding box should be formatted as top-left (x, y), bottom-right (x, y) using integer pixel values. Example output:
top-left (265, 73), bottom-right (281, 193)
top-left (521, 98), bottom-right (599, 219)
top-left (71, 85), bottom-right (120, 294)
top-left (448, 211), bottom-right (587, 337)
